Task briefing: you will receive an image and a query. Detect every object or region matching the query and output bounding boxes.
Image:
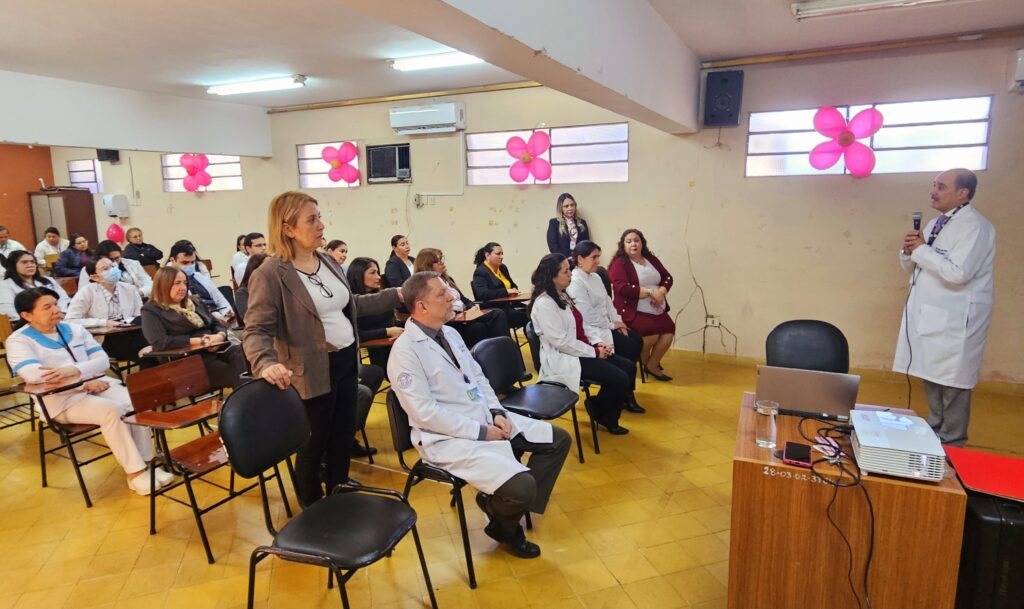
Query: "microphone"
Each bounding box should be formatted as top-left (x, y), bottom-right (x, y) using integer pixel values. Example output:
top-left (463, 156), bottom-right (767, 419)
top-left (912, 211), bottom-right (922, 231)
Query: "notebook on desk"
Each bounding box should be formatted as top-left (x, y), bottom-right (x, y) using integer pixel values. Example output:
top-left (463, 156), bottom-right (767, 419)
top-left (755, 365), bottom-right (860, 421)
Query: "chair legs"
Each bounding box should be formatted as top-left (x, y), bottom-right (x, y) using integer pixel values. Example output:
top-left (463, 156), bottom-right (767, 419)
top-left (582, 386), bottom-right (601, 455)
top-left (412, 524), bottom-right (439, 609)
top-left (359, 427), bottom-right (374, 465)
top-left (569, 404), bottom-right (585, 464)
top-left (183, 472), bottom-right (216, 564)
top-left (405, 468), bottom-right (477, 589)
top-left (61, 429), bottom-right (93, 507)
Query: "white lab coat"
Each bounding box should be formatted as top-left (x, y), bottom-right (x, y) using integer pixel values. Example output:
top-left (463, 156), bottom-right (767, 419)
top-left (66, 282), bottom-right (144, 328)
top-left (77, 257), bottom-right (152, 298)
top-left (567, 268), bottom-right (621, 346)
top-left (0, 277), bottom-right (72, 321)
top-left (530, 292), bottom-right (596, 391)
top-left (5, 322), bottom-right (124, 417)
top-left (893, 205), bottom-right (995, 389)
top-left (34, 239), bottom-right (69, 264)
top-left (388, 321), bottom-right (552, 494)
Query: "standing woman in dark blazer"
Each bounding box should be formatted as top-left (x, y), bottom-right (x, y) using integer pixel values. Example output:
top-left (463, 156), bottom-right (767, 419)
top-left (471, 241), bottom-right (528, 328)
top-left (546, 193), bottom-right (590, 259)
top-left (243, 192), bottom-right (402, 507)
top-left (141, 267), bottom-right (247, 389)
top-left (607, 228), bottom-right (675, 381)
top-left (54, 233), bottom-right (93, 278)
top-left (383, 234), bottom-right (414, 288)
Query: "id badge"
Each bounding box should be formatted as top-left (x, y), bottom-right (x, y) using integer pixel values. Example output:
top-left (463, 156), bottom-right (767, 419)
top-left (467, 385), bottom-right (483, 402)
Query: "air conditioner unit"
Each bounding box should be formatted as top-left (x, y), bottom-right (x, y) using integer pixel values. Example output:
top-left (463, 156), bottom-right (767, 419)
top-left (389, 102), bottom-right (465, 135)
top-left (1009, 48), bottom-right (1024, 92)
top-left (102, 194), bottom-right (130, 218)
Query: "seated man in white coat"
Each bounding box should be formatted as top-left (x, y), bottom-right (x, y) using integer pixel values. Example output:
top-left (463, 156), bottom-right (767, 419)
top-left (389, 272), bottom-right (571, 559)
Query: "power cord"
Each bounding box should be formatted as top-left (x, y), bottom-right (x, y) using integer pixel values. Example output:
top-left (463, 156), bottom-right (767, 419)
top-left (903, 266), bottom-right (920, 409)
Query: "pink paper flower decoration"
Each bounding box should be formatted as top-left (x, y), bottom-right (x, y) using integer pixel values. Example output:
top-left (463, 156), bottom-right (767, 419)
top-left (180, 154), bottom-right (212, 192)
top-left (809, 107), bottom-right (884, 178)
top-left (506, 131), bottom-right (552, 182)
top-left (322, 142), bottom-right (360, 184)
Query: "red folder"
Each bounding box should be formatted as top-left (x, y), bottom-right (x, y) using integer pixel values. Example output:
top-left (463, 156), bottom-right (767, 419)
top-left (945, 445), bottom-right (1024, 502)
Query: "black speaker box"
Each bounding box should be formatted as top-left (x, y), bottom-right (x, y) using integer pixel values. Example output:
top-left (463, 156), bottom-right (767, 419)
top-left (96, 149), bottom-right (120, 163)
top-left (703, 70), bottom-right (744, 127)
top-left (956, 491), bottom-right (1024, 609)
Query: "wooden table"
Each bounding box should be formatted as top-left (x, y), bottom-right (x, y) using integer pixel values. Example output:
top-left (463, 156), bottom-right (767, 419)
top-left (89, 324), bottom-right (141, 336)
top-left (486, 292), bottom-right (531, 304)
top-left (361, 336), bottom-right (397, 349)
top-left (727, 392), bottom-right (966, 609)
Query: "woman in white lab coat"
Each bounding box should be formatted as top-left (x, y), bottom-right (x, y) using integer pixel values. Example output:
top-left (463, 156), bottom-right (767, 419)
top-left (0, 250), bottom-right (71, 322)
top-left (66, 257), bottom-right (151, 369)
top-left (4, 287), bottom-right (170, 495)
top-left (529, 253), bottom-right (632, 435)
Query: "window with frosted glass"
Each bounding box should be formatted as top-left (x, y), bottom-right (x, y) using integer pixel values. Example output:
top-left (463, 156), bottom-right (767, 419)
top-left (67, 159), bottom-right (103, 194)
top-left (297, 141), bottom-right (361, 189)
top-left (466, 122), bottom-right (629, 185)
top-left (161, 154), bottom-right (243, 192)
top-left (745, 96), bottom-right (991, 177)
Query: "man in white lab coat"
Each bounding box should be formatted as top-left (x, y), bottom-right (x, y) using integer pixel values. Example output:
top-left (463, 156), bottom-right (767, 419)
top-left (894, 168), bottom-right (995, 446)
top-left (389, 272), bottom-right (571, 559)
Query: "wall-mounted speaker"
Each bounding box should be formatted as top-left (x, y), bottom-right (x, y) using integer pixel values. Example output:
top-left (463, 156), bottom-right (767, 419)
top-left (96, 149), bottom-right (120, 163)
top-left (703, 70), bottom-right (744, 127)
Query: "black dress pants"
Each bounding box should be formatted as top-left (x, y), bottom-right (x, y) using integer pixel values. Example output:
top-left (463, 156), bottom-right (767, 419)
top-left (578, 354), bottom-right (632, 426)
top-left (294, 345), bottom-right (358, 506)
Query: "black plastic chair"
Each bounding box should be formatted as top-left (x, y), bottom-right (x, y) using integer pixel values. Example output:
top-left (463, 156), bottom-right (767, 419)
top-left (524, 322), bottom-right (600, 460)
top-left (471, 336), bottom-right (584, 463)
top-left (220, 381), bottom-right (436, 609)
top-left (386, 389), bottom-right (480, 589)
top-left (765, 320), bottom-right (850, 374)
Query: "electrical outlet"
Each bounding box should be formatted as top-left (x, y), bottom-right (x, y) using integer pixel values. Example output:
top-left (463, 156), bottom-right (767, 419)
top-left (706, 315), bottom-right (720, 328)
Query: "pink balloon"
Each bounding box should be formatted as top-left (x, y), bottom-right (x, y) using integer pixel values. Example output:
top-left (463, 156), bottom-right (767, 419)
top-left (809, 140), bottom-right (843, 170)
top-left (509, 161), bottom-right (531, 183)
top-left (106, 224), bottom-right (124, 242)
top-left (506, 136), bottom-right (528, 158)
top-left (196, 170), bottom-right (213, 187)
top-left (322, 146), bottom-right (339, 162)
top-left (194, 154), bottom-right (210, 170)
top-left (328, 167), bottom-right (344, 182)
top-left (183, 174), bottom-right (199, 192)
top-left (848, 108), bottom-right (884, 139)
top-left (526, 130), bottom-right (550, 156)
top-left (339, 164), bottom-right (359, 184)
top-left (813, 107), bottom-right (847, 138)
top-left (338, 142), bottom-right (358, 163)
top-left (529, 157), bottom-right (552, 181)
top-left (844, 141), bottom-right (876, 177)
top-left (180, 154), bottom-right (196, 172)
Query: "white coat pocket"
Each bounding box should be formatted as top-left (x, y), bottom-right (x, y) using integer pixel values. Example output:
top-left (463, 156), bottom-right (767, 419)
top-left (916, 303), bottom-right (949, 337)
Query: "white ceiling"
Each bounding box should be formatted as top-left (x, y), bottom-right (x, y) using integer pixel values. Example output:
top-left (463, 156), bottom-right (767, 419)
top-left (649, 0), bottom-right (1024, 60)
top-left (1, 0), bottom-right (1022, 111)
top-left (0, 0), bottom-right (522, 108)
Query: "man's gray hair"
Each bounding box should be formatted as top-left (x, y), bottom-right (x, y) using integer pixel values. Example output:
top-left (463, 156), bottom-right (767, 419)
top-left (402, 271), bottom-right (441, 312)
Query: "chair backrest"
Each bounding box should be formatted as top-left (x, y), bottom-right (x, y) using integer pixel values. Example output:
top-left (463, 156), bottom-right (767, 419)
top-left (200, 258), bottom-right (213, 273)
top-left (219, 380), bottom-right (309, 478)
top-left (385, 389), bottom-right (414, 453)
top-left (594, 265), bottom-right (613, 298)
top-left (57, 277), bottom-right (78, 297)
top-left (524, 321), bottom-right (542, 372)
top-left (126, 355), bottom-right (211, 412)
top-left (0, 315), bottom-right (13, 345)
top-left (44, 253), bottom-right (59, 268)
top-left (765, 319), bottom-right (850, 374)
top-left (471, 336), bottom-right (524, 394)
top-left (142, 264), bottom-right (158, 279)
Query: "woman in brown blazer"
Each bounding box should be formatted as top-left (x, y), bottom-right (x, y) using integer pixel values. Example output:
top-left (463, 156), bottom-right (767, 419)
top-left (243, 192), bottom-right (402, 506)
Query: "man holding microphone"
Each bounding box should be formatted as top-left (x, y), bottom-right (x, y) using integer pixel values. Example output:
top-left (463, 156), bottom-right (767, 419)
top-left (894, 168), bottom-right (995, 446)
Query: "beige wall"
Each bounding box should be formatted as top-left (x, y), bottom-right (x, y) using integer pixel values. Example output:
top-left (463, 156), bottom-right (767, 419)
top-left (50, 38), bottom-right (1024, 383)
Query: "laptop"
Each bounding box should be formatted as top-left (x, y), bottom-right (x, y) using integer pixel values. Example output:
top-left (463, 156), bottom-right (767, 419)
top-left (755, 365), bottom-right (860, 421)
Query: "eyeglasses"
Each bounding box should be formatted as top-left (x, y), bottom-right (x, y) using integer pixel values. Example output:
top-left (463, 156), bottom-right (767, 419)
top-left (305, 272), bottom-right (333, 298)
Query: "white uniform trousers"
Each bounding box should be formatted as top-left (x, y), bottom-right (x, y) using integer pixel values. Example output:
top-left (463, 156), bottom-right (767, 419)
top-left (51, 385), bottom-right (152, 474)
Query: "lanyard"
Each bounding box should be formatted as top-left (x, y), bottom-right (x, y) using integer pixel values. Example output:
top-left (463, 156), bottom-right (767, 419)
top-left (927, 202), bottom-right (970, 246)
top-left (57, 329), bottom-right (80, 362)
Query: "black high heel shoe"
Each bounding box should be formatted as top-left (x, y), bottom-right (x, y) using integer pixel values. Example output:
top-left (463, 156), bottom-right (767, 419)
top-left (623, 395), bottom-right (646, 413)
top-left (644, 367), bottom-right (672, 381)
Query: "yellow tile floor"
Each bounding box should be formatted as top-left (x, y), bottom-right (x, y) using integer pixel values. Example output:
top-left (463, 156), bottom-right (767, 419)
top-left (0, 353), bottom-right (1020, 608)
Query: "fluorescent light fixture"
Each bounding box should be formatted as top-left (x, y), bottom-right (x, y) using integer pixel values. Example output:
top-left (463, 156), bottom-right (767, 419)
top-left (389, 51), bottom-right (483, 72)
top-left (206, 75), bottom-right (307, 96)
top-left (791, 0), bottom-right (966, 20)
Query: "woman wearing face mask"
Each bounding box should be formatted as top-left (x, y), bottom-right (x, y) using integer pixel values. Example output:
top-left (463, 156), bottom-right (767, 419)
top-left (383, 235), bottom-right (413, 289)
top-left (244, 192), bottom-right (403, 507)
top-left (325, 240), bottom-right (349, 274)
top-left (77, 240), bottom-right (152, 298)
top-left (547, 193), bottom-right (590, 261)
top-left (0, 250), bottom-right (71, 322)
top-left (608, 229), bottom-right (675, 381)
top-left (65, 256), bottom-right (151, 368)
top-left (530, 254), bottom-right (631, 435)
top-left (54, 233), bottom-right (93, 278)
top-left (141, 267), bottom-right (246, 390)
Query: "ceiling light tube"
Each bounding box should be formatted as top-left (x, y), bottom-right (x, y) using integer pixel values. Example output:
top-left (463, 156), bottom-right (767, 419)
top-left (389, 52), bottom-right (484, 72)
top-left (791, 0), bottom-right (964, 20)
top-left (207, 75), bottom-right (307, 96)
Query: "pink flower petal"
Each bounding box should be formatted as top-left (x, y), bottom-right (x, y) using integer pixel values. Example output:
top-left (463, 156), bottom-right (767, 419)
top-left (339, 164), bottom-right (360, 184)
top-left (180, 154), bottom-right (196, 172)
top-left (813, 107), bottom-right (847, 138)
top-left (322, 146), bottom-right (339, 162)
top-left (848, 108), bottom-right (884, 139)
top-left (809, 140), bottom-right (844, 170)
top-left (526, 130), bottom-right (550, 156)
top-left (506, 136), bottom-right (528, 158)
top-left (844, 141), bottom-right (876, 177)
top-left (183, 174), bottom-right (199, 192)
top-left (509, 160), bottom-right (531, 182)
top-left (529, 157), bottom-right (551, 181)
top-left (196, 171), bottom-right (212, 187)
top-left (328, 167), bottom-right (344, 182)
top-left (338, 142), bottom-right (358, 163)
top-left (194, 154), bottom-right (210, 170)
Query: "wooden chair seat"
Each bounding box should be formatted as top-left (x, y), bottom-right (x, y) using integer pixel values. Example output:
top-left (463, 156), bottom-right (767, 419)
top-left (169, 432), bottom-right (228, 476)
top-left (124, 398), bottom-right (222, 430)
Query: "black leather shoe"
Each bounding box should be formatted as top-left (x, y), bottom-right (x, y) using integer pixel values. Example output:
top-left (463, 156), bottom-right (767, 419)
top-left (475, 491), bottom-right (492, 516)
top-left (504, 526), bottom-right (541, 559)
top-left (351, 442), bottom-right (378, 458)
top-left (644, 367), bottom-right (672, 381)
top-left (600, 422), bottom-right (630, 435)
top-left (623, 396), bottom-right (646, 414)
